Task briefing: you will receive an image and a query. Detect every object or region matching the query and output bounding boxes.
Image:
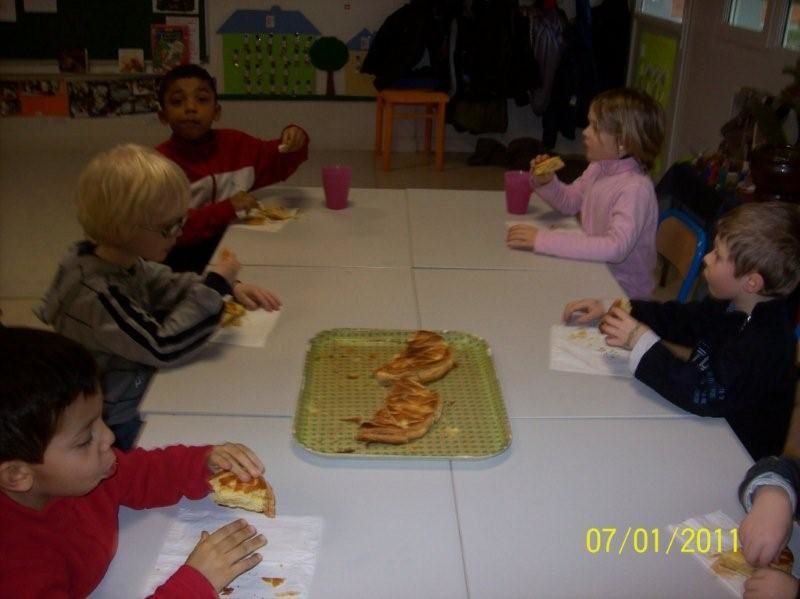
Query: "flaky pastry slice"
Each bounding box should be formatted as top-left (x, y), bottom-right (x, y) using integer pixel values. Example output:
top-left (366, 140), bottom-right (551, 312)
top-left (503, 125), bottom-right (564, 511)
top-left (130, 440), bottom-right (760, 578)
top-left (221, 299), bottom-right (246, 328)
top-left (244, 205), bottom-right (295, 225)
top-left (374, 330), bottom-right (454, 385)
top-left (610, 297), bottom-right (632, 314)
top-left (356, 378), bottom-right (443, 444)
top-left (209, 471), bottom-right (276, 517)
top-left (711, 547), bottom-right (793, 577)
top-left (532, 155), bottom-right (565, 177)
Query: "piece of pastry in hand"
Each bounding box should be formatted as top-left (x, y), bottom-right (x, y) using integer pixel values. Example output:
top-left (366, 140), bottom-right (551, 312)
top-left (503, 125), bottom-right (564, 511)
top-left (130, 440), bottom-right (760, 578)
top-left (711, 547), bottom-right (794, 577)
top-left (374, 330), bottom-right (454, 385)
top-left (356, 378), bottom-right (443, 444)
top-left (532, 155), bottom-right (565, 177)
top-left (221, 299), bottom-right (246, 328)
top-left (244, 205), bottom-right (294, 225)
top-left (611, 297), bottom-right (632, 314)
top-left (209, 471), bottom-right (276, 517)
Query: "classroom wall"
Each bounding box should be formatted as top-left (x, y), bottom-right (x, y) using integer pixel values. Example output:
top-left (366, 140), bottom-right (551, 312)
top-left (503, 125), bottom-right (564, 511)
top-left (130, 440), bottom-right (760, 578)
top-left (0, 0), bottom-right (584, 157)
top-left (672, 0), bottom-right (797, 159)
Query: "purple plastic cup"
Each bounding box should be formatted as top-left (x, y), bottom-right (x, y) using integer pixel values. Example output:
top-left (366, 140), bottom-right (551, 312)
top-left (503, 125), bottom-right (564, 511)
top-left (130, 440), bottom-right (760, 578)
top-left (504, 170), bottom-right (532, 214)
top-left (322, 165), bottom-right (352, 210)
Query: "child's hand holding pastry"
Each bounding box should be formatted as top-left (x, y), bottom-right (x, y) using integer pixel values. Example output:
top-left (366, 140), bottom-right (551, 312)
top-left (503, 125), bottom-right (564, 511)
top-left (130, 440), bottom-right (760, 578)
top-left (530, 154), bottom-right (563, 186)
top-left (207, 442), bottom-right (264, 482)
top-left (740, 486), bottom-right (794, 567)
top-left (230, 191), bottom-right (259, 213)
top-left (506, 224), bottom-right (539, 251)
top-left (600, 307), bottom-right (649, 350)
top-left (279, 126), bottom-right (307, 153)
top-left (210, 248), bottom-right (241, 286)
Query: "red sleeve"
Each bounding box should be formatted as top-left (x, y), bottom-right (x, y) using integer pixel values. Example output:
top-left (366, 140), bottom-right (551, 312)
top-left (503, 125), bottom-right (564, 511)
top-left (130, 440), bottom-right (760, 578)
top-left (108, 445), bottom-right (213, 510)
top-left (250, 124), bottom-right (310, 190)
top-left (176, 200), bottom-right (237, 246)
top-left (147, 565), bottom-right (216, 599)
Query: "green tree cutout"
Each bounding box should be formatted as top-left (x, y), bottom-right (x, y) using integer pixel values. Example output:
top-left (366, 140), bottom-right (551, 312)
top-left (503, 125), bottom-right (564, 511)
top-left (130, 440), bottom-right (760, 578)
top-left (309, 37), bottom-right (349, 96)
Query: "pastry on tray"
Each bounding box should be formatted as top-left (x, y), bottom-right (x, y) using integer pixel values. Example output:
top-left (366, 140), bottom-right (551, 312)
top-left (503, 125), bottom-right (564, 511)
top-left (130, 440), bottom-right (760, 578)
top-left (356, 378), bottom-right (443, 444)
top-left (374, 330), bottom-right (454, 385)
top-left (209, 471), bottom-right (276, 517)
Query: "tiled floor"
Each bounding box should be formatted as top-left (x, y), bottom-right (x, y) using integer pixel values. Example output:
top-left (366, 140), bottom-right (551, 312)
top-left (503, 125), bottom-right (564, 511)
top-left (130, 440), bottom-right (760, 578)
top-left (0, 147), bottom-right (506, 325)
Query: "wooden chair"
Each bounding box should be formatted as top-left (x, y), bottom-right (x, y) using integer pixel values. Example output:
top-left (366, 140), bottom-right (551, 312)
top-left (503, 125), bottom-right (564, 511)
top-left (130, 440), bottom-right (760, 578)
top-left (374, 89), bottom-right (449, 171)
top-left (656, 208), bottom-right (708, 303)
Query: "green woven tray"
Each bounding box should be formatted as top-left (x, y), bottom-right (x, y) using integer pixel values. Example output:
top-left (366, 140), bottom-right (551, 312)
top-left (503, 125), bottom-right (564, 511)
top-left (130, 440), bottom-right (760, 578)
top-left (293, 328), bottom-right (511, 459)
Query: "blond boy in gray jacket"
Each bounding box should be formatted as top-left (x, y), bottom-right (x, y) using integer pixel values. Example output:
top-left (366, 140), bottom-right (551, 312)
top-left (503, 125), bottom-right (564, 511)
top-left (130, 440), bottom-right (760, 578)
top-left (37, 144), bottom-right (281, 449)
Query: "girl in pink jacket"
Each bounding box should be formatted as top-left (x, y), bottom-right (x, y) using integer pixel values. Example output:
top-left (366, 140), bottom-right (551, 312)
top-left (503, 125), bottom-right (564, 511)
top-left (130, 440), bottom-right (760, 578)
top-left (507, 88), bottom-right (665, 299)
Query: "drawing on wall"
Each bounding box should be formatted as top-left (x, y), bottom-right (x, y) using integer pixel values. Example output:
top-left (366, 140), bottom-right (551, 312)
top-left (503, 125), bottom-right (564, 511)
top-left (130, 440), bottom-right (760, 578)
top-left (344, 29), bottom-right (375, 97)
top-left (218, 6), bottom-right (378, 98)
top-left (309, 36), bottom-right (348, 96)
top-left (218, 7), bottom-right (320, 96)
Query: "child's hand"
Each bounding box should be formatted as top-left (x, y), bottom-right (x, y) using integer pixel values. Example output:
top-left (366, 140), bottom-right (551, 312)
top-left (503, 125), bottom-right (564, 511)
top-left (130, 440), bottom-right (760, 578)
top-left (185, 519), bottom-right (266, 592)
top-left (231, 191), bottom-right (259, 213)
top-left (530, 155), bottom-right (556, 186)
top-left (744, 568), bottom-right (799, 599)
top-left (562, 299), bottom-right (604, 325)
top-left (506, 224), bottom-right (538, 251)
top-left (600, 308), bottom-right (649, 350)
top-left (209, 249), bottom-right (241, 286)
top-left (207, 442), bottom-right (265, 482)
top-left (233, 282), bottom-right (282, 312)
top-left (279, 126), bottom-right (307, 153)
top-left (740, 486), bottom-right (794, 567)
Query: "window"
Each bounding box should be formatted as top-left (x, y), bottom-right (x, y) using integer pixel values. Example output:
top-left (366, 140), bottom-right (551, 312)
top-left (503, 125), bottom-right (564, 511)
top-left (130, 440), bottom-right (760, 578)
top-left (727, 0), bottom-right (768, 32)
top-left (784, 0), bottom-right (800, 50)
top-left (640, 0), bottom-right (685, 23)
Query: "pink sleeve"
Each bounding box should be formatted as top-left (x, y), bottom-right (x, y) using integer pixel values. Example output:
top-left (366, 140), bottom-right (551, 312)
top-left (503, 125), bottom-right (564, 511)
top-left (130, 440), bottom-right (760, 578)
top-left (147, 565), bottom-right (216, 599)
top-left (535, 182), bottom-right (651, 263)
top-left (108, 445), bottom-right (213, 510)
top-left (535, 164), bottom-right (595, 216)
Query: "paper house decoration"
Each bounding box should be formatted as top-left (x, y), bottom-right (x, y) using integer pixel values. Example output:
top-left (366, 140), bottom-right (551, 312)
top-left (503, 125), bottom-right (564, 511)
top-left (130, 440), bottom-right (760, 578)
top-left (345, 29), bottom-right (376, 97)
top-left (218, 7), bottom-right (320, 96)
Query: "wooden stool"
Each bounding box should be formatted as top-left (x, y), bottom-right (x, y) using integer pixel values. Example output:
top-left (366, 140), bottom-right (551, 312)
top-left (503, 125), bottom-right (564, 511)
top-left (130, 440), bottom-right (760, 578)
top-left (374, 89), bottom-right (449, 171)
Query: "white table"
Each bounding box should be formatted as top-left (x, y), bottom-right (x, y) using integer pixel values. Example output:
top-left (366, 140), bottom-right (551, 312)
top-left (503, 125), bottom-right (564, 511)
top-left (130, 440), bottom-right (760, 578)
top-left (93, 415), bottom-right (467, 599)
top-left (94, 416), bottom-right (781, 599)
top-left (453, 417), bottom-right (797, 599)
top-left (216, 187), bottom-right (411, 268)
top-left (141, 266), bottom-right (419, 417)
top-left (408, 188), bottom-right (605, 276)
top-left (414, 268), bottom-right (683, 418)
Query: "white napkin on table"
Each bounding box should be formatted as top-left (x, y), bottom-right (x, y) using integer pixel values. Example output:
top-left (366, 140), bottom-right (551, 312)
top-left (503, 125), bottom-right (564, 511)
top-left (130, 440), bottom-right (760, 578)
top-left (667, 510), bottom-right (742, 598)
top-left (143, 504), bottom-right (323, 599)
top-left (212, 307), bottom-right (281, 348)
top-left (549, 324), bottom-right (632, 378)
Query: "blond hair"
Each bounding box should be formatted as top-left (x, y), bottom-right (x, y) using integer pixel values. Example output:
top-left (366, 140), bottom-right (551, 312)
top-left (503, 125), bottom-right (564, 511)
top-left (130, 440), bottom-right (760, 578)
top-left (716, 201), bottom-right (800, 297)
top-left (591, 88), bottom-right (665, 170)
top-left (76, 144), bottom-right (190, 245)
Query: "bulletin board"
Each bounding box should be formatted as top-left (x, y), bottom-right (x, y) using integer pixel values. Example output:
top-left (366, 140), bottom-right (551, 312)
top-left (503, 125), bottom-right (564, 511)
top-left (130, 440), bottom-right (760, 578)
top-left (0, 0), bottom-right (207, 61)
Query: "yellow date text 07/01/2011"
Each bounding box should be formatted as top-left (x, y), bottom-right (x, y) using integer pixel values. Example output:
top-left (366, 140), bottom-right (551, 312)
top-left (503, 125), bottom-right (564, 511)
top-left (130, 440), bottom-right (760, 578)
top-left (585, 527), bottom-right (739, 555)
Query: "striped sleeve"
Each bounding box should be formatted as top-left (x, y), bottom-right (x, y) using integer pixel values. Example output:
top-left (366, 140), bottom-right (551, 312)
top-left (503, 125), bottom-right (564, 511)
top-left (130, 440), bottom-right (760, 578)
top-left (77, 273), bottom-right (224, 368)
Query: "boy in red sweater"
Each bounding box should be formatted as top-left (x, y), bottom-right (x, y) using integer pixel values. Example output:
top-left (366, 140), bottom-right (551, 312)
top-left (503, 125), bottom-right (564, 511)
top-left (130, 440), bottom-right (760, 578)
top-left (156, 64), bottom-right (310, 272)
top-left (0, 327), bottom-right (268, 598)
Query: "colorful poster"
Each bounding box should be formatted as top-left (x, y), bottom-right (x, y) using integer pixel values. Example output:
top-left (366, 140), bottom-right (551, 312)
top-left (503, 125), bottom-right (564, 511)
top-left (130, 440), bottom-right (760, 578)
top-left (632, 30), bottom-right (678, 111)
top-left (151, 24), bottom-right (190, 73)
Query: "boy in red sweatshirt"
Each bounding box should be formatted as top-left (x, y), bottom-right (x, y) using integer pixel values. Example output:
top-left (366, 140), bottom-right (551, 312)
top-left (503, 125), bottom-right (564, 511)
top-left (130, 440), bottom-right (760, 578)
top-left (0, 327), bottom-right (268, 598)
top-left (157, 64), bottom-right (309, 272)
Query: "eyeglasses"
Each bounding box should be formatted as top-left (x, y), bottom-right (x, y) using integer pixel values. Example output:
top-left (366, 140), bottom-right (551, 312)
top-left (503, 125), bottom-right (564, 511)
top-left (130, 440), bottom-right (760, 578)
top-left (140, 215), bottom-right (187, 238)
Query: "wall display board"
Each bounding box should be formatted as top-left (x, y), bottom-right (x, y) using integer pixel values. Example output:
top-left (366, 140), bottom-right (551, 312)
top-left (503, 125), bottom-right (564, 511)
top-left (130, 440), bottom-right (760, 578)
top-left (218, 6), bottom-right (375, 100)
top-left (0, 0), bottom-right (207, 61)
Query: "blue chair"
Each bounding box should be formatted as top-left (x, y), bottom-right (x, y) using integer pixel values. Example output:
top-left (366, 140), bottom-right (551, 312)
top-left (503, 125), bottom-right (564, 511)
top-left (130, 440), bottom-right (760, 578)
top-left (656, 208), bottom-right (708, 303)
